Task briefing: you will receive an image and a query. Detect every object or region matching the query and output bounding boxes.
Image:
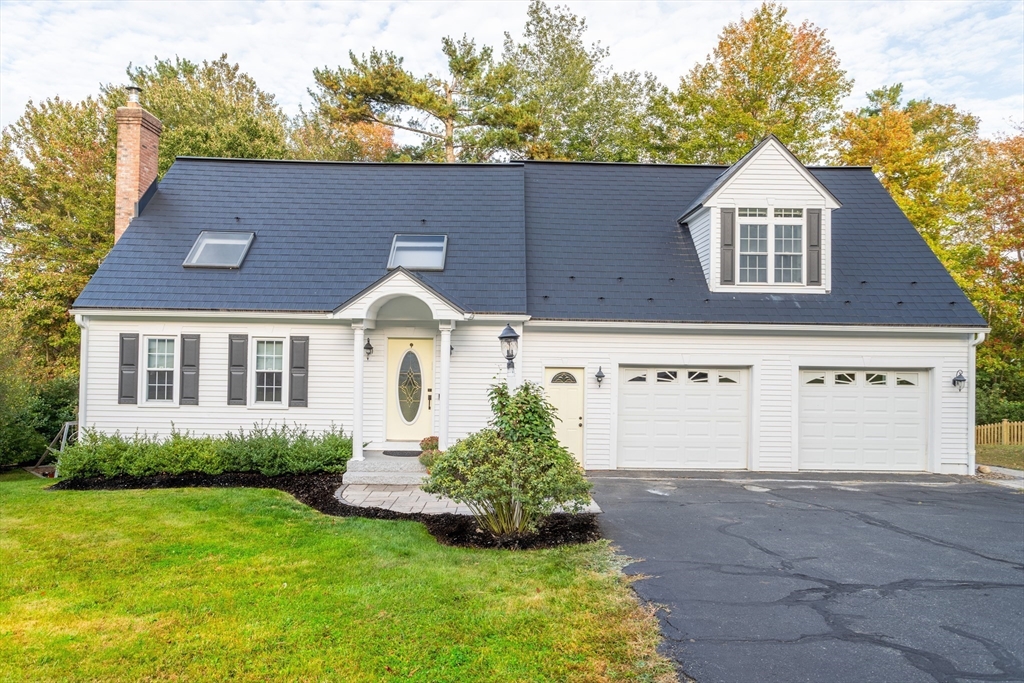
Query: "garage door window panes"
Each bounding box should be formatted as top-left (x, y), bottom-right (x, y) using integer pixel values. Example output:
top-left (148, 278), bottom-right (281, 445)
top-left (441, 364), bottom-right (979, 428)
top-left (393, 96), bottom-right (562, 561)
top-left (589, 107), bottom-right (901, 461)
top-left (799, 367), bottom-right (927, 471)
top-left (618, 367), bottom-right (748, 469)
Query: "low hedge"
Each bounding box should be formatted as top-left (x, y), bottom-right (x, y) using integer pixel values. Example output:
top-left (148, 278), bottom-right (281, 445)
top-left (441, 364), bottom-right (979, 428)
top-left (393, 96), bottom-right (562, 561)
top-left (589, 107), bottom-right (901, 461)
top-left (57, 425), bottom-right (352, 481)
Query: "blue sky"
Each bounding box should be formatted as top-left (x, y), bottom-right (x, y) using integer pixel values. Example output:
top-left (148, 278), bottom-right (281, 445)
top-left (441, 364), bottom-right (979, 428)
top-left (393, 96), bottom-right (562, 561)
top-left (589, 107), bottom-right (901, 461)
top-left (1, 0), bottom-right (1021, 137)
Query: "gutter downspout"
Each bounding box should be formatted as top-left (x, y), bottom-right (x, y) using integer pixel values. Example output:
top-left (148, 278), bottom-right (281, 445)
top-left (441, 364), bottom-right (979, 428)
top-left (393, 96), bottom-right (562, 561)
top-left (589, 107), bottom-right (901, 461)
top-left (968, 331), bottom-right (987, 474)
top-left (75, 314), bottom-right (89, 442)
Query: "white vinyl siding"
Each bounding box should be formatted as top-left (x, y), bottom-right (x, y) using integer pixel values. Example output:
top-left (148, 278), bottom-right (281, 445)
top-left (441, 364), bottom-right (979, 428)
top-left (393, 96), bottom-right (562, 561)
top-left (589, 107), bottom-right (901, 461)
top-left (80, 316), bottom-right (974, 475)
top-left (521, 326), bottom-right (973, 474)
top-left (686, 207), bottom-right (713, 284)
top-left (708, 140), bottom-right (833, 293)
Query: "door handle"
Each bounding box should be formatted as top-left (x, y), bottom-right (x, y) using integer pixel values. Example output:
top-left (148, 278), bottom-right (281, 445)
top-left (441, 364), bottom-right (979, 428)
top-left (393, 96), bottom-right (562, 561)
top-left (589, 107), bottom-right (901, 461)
top-left (428, 389), bottom-right (432, 410)
top-left (578, 416), bottom-right (583, 427)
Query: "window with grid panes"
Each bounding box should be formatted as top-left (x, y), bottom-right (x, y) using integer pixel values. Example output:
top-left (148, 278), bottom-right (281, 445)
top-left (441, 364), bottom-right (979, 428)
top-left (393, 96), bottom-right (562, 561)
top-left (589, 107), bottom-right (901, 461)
top-left (255, 340), bottom-right (284, 403)
top-left (146, 338), bottom-right (175, 401)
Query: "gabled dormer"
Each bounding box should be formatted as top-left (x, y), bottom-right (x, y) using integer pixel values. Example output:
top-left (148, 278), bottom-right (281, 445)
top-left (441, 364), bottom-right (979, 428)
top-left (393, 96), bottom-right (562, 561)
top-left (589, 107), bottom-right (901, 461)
top-left (679, 135), bottom-right (842, 294)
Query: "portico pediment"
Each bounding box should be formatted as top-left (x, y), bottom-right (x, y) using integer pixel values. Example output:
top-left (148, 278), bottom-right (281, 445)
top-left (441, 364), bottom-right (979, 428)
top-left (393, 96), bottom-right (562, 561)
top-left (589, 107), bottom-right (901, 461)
top-left (332, 267), bottom-right (466, 322)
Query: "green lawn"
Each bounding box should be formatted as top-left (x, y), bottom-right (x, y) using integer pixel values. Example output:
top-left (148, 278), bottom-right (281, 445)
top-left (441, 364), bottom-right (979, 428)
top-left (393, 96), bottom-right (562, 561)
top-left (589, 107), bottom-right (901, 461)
top-left (0, 470), bottom-right (673, 682)
top-left (977, 444), bottom-right (1024, 471)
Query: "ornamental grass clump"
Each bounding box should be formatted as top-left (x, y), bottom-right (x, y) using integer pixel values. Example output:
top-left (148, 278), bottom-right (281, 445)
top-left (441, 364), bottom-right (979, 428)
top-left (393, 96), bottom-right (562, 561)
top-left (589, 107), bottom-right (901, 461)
top-left (422, 382), bottom-right (592, 539)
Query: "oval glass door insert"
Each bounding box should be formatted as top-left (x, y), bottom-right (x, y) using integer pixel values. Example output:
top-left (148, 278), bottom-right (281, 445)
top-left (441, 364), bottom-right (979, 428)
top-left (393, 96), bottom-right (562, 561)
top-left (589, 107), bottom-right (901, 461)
top-left (397, 350), bottom-right (423, 423)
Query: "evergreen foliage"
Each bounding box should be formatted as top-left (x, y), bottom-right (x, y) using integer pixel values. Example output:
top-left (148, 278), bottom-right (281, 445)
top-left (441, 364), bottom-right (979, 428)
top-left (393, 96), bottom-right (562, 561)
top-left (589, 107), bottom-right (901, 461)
top-left (57, 425), bottom-right (352, 480)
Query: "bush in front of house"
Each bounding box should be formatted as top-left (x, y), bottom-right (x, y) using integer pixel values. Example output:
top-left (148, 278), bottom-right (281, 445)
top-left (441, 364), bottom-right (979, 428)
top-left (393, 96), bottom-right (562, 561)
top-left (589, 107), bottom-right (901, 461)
top-left (418, 436), bottom-right (442, 471)
top-left (422, 382), bottom-right (592, 538)
top-left (57, 424), bottom-right (352, 480)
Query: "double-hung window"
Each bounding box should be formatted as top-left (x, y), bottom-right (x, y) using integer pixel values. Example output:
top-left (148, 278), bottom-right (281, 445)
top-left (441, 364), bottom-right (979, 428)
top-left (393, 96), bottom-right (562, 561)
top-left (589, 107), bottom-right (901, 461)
top-left (738, 208), bottom-right (768, 283)
top-left (146, 338), bottom-right (175, 401)
top-left (737, 207), bottom-right (804, 285)
top-left (254, 340), bottom-right (284, 403)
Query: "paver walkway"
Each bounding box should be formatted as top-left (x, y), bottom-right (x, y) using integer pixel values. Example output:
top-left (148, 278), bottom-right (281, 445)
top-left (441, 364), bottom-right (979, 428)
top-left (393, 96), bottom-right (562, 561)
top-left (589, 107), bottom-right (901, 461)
top-left (337, 484), bottom-right (604, 515)
top-left (337, 484), bottom-right (473, 515)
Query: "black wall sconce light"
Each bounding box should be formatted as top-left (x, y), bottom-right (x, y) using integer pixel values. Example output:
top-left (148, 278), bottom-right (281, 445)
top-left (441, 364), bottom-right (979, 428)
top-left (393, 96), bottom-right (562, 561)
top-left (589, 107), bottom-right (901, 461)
top-left (595, 366), bottom-right (605, 386)
top-left (363, 338), bottom-right (374, 360)
top-left (952, 370), bottom-right (966, 392)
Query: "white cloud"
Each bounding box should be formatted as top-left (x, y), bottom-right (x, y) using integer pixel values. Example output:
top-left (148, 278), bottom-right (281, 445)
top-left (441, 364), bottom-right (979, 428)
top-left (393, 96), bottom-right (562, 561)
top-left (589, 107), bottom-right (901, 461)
top-left (1, 0), bottom-right (1021, 137)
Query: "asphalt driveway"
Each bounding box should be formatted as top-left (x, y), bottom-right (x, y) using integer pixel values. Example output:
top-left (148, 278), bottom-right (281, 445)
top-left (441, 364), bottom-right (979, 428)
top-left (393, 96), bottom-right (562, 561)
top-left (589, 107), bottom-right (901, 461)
top-left (590, 472), bottom-right (1024, 683)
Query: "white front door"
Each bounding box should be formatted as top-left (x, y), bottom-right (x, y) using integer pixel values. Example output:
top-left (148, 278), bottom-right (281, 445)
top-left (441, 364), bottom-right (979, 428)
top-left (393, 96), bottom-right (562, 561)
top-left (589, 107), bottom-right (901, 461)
top-left (387, 338), bottom-right (434, 442)
top-left (617, 367), bottom-right (748, 469)
top-left (799, 369), bottom-right (928, 471)
top-left (545, 368), bottom-right (585, 463)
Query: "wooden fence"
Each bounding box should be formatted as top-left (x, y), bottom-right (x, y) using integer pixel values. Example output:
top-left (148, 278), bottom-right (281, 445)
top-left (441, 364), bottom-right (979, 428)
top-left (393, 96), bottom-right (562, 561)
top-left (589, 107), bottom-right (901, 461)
top-left (976, 420), bottom-right (1024, 446)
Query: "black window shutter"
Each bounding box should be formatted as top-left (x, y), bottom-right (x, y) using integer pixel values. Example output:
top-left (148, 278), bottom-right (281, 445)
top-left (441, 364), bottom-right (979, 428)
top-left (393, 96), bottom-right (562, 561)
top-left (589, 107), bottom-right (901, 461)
top-left (118, 333), bottom-right (139, 404)
top-left (228, 334), bottom-right (247, 405)
top-left (179, 334), bottom-right (200, 405)
top-left (720, 208), bottom-right (735, 285)
top-left (289, 336), bottom-right (309, 407)
top-left (807, 209), bottom-right (822, 286)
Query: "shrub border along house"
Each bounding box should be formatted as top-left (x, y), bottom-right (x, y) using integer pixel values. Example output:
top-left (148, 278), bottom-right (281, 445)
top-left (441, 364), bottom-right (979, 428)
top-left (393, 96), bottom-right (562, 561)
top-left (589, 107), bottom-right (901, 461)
top-left (57, 424), bottom-right (351, 480)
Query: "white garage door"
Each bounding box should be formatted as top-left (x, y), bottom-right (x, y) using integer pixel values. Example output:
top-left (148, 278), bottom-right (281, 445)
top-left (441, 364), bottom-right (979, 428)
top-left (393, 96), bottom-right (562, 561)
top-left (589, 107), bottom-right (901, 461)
top-left (799, 370), bottom-right (928, 471)
top-left (617, 368), bottom-right (748, 469)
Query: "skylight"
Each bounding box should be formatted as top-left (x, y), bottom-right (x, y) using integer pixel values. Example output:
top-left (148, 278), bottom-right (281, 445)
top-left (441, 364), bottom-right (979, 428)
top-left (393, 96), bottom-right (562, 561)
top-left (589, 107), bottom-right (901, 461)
top-left (183, 231), bottom-right (255, 268)
top-left (388, 234), bottom-right (448, 270)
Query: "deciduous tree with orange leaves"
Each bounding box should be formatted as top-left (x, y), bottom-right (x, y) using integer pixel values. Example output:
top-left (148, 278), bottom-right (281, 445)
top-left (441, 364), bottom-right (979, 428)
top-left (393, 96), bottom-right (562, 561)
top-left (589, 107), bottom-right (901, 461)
top-left (656, 2), bottom-right (852, 165)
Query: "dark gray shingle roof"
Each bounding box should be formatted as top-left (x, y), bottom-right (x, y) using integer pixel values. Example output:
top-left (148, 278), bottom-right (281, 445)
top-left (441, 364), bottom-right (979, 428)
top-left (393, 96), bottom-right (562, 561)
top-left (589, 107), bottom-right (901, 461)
top-left (75, 159), bottom-right (527, 313)
top-left (524, 162), bottom-right (984, 326)
top-left (74, 157), bottom-right (985, 327)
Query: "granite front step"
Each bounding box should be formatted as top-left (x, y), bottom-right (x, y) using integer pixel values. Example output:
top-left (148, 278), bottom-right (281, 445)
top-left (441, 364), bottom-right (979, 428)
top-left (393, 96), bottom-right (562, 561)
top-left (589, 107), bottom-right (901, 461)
top-left (343, 451), bottom-right (428, 485)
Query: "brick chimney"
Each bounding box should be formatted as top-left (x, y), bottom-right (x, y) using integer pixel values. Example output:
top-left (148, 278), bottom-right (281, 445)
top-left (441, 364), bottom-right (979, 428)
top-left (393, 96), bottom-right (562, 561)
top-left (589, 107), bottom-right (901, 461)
top-left (114, 86), bottom-right (162, 242)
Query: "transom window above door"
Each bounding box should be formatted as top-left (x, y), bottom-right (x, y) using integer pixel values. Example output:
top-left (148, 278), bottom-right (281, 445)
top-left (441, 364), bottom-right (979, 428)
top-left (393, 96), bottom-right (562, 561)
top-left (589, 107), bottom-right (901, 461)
top-left (738, 208), bottom-right (804, 285)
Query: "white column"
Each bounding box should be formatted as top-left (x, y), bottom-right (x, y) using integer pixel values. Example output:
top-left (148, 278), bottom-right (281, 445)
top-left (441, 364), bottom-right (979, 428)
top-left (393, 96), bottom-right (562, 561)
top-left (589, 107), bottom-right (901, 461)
top-left (439, 322), bottom-right (453, 449)
top-left (352, 323), bottom-right (365, 461)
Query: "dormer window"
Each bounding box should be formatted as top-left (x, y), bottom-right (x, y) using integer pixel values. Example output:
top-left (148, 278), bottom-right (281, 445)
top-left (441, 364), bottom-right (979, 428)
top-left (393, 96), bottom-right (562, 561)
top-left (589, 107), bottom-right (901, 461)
top-left (679, 135), bottom-right (838, 292)
top-left (738, 208), bottom-right (804, 285)
top-left (388, 234), bottom-right (448, 270)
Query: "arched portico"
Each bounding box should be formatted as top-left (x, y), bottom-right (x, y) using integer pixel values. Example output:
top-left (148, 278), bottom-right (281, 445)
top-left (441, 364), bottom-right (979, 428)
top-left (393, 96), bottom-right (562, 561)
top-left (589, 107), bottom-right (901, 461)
top-left (335, 269), bottom-right (467, 460)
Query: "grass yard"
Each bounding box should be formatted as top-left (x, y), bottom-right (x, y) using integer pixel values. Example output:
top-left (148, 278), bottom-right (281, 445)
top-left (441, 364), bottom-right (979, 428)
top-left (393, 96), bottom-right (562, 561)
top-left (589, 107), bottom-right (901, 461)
top-left (0, 470), bottom-right (673, 683)
top-left (976, 444), bottom-right (1024, 471)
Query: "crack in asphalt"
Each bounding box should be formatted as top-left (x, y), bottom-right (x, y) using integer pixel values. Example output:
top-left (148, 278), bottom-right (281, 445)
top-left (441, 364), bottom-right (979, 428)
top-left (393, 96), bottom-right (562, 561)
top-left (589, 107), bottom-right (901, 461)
top-left (646, 495), bottom-right (1024, 683)
top-left (765, 488), bottom-right (1024, 571)
top-left (612, 482), bottom-right (1024, 683)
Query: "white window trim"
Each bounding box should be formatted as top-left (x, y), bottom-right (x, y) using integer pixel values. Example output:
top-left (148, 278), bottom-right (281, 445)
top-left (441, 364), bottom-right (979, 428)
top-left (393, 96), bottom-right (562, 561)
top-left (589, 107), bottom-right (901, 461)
top-left (387, 234), bottom-right (448, 271)
top-left (736, 208), bottom-right (805, 286)
top-left (182, 231), bottom-right (255, 269)
top-left (249, 337), bottom-right (288, 409)
top-left (713, 205), bottom-right (829, 294)
top-left (139, 335), bottom-right (178, 407)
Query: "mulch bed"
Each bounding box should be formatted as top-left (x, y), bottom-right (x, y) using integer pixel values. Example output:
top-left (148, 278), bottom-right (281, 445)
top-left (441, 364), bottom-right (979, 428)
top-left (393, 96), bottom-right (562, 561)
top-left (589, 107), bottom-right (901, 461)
top-left (49, 472), bottom-right (600, 550)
